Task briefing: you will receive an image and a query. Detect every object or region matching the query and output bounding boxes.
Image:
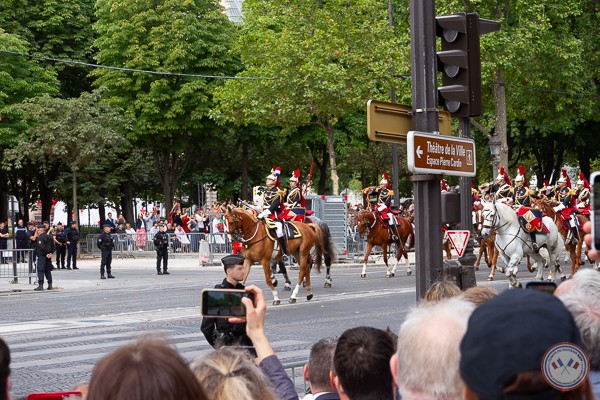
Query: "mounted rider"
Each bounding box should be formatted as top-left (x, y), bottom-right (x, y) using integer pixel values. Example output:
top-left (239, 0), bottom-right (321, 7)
top-left (283, 169), bottom-right (306, 222)
top-left (512, 165), bottom-right (541, 252)
top-left (553, 169), bottom-right (579, 245)
top-left (256, 167), bottom-right (289, 255)
top-left (494, 167), bottom-right (513, 203)
top-left (539, 179), bottom-right (556, 199)
top-left (375, 172), bottom-right (398, 241)
top-left (574, 172), bottom-right (591, 213)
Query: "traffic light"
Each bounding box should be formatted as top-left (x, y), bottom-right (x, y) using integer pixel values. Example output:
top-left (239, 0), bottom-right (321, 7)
top-left (436, 12), bottom-right (500, 118)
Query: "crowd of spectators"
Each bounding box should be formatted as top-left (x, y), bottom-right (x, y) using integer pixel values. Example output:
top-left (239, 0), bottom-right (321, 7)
top-left (2, 225), bottom-right (599, 400)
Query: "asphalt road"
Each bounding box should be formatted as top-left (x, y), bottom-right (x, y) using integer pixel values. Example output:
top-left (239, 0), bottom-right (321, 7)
top-left (0, 252), bottom-right (585, 397)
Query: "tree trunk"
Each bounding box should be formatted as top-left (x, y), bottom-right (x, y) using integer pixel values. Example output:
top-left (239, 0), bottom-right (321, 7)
top-left (153, 143), bottom-right (190, 219)
top-left (120, 180), bottom-right (134, 225)
top-left (72, 168), bottom-right (79, 227)
top-left (98, 203), bottom-right (106, 229)
top-left (317, 145), bottom-right (328, 195)
top-left (39, 173), bottom-right (53, 223)
top-left (0, 170), bottom-right (8, 222)
top-left (325, 122), bottom-right (339, 195)
top-left (241, 141), bottom-right (249, 201)
top-left (493, 67), bottom-right (508, 170)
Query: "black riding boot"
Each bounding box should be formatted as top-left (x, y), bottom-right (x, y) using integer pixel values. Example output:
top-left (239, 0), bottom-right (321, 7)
top-left (530, 233), bottom-right (539, 252)
top-left (571, 227), bottom-right (579, 245)
top-left (278, 237), bottom-right (288, 256)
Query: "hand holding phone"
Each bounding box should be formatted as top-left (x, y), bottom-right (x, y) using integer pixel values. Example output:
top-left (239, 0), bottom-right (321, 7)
top-left (590, 171), bottom-right (600, 252)
top-left (525, 281), bottom-right (557, 295)
top-left (201, 289), bottom-right (255, 319)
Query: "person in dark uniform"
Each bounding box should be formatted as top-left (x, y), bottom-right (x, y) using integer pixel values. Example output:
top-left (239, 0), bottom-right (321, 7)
top-left (554, 169), bottom-right (578, 245)
top-left (33, 224), bottom-right (55, 291)
top-left (26, 221), bottom-right (38, 267)
top-left (494, 167), bottom-right (513, 203)
top-left (97, 224), bottom-right (115, 279)
top-left (153, 223), bottom-right (170, 275)
top-left (256, 167), bottom-right (288, 255)
top-left (201, 254), bottom-right (254, 353)
top-left (65, 221), bottom-right (79, 270)
top-left (375, 172), bottom-right (398, 240)
top-left (13, 219), bottom-right (28, 263)
top-left (0, 221), bottom-right (8, 265)
top-left (512, 166), bottom-right (539, 251)
top-left (53, 222), bottom-right (67, 269)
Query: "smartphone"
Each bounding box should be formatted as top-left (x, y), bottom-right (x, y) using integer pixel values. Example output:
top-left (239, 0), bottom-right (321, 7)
top-left (525, 281), bottom-right (557, 295)
top-left (591, 171), bottom-right (600, 251)
top-left (201, 289), bottom-right (254, 318)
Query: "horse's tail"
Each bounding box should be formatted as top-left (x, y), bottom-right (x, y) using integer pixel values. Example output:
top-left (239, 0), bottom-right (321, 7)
top-left (310, 216), bottom-right (337, 266)
top-left (308, 223), bottom-right (324, 273)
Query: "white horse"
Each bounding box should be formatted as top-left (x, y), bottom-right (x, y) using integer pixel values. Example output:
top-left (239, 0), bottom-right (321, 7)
top-left (480, 200), bottom-right (563, 288)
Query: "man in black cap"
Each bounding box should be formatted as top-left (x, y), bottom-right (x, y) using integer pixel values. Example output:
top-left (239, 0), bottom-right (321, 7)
top-left (97, 224), bottom-right (115, 279)
top-left (153, 223), bottom-right (170, 275)
top-left (53, 222), bottom-right (67, 269)
top-left (34, 224), bottom-right (55, 291)
top-left (201, 254), bottom-right (253, 351)
top-left (65, 221), bottom-right (79, 270)
top-left (460, 289), bottom-right (592, 399)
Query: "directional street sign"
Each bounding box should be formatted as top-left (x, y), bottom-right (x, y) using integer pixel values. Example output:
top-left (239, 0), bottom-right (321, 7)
top-left (367, 100), bottom-right (452, 144)
top-left (447, 230), bottom-right (470, 257)
top-left (407, 131), bottom-right (476, 176)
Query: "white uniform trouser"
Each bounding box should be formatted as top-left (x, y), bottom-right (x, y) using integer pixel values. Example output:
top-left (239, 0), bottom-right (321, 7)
top-left (274, 221), bottom-right (283, 237)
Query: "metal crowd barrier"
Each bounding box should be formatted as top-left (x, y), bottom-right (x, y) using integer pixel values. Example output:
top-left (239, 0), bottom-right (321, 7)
top-left (0, 249), bottom-right (36, 284)
top-left (83, 232), bottom-right (232, 259)
top-left (282, 358), bottom-right (309, 395)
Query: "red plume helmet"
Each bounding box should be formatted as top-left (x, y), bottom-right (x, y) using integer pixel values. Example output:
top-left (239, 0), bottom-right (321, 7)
top-left (517, 165), bottom-right (528, 187)
top-left (562, 169), bottom-right (571, 188)
top-left (498, 166), bottom-right (511, 186)
top-left (380, 172), bottom-right (389, 187)
top-left (543, 179), bottom-right (549, 188)
top-left (578, 172), bottom-right (590, 190)
top-left (440, 178), bottom-right (448, 191)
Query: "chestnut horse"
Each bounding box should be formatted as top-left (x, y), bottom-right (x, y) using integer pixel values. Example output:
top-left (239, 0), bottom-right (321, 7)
top-left (355, 210), bottom-right (413, 278)
top-left (536, 199), bottom-right (590, 278)
top-left (224, 207), bottom-right (324, 305)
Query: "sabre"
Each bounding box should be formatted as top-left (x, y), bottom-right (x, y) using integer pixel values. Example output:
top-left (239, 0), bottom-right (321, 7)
top-left (303, 161), bottom-right (314, 196)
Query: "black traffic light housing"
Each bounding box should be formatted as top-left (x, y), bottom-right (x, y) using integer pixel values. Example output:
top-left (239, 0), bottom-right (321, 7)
top-left (436, 12), bottom-right (500, 118)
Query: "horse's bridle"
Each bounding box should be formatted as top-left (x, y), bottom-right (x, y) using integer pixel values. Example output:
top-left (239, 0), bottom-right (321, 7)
top-left (227, 212), bottom-right (261, 244)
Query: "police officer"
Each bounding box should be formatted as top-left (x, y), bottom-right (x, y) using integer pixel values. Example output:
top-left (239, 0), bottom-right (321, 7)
top-left (34, 224), bottom-right (55, 291)
top-left (201, 254), bottom-right (253, 351)
top-left (97, 224), bottom-right (115, 279)
top-left (53, 222), bottom-right (68, 269)
top-left (65, 221), bottom-right (79, 270)
top-left (153, 223), bottom-right (170, 275)
top-left (13, 219), bottom-right (28, 263)
top-left (26, 221), bottom-right (38, 266)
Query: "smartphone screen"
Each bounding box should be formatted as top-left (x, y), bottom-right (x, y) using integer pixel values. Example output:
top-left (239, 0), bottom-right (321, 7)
top-left (525, 281), bottom-right (557, 295)
top-left (591, 172), bottom-right (600, 251)
top-left (201, 289), bottom-right (249, 318)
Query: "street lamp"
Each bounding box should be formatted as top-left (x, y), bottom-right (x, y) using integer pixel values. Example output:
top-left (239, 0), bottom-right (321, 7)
top-left (488, 134), bottom-right (501, 178)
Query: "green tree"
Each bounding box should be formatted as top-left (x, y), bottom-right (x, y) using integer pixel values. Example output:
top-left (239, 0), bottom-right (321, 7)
top-left (3, 90), bottom-right (132, 225)
top-left (0, 0), bottom-right (97, 97)
top-left (212, 0), bottom-right (406, 195)
top-left (93, 0), bottom-right (238, 213)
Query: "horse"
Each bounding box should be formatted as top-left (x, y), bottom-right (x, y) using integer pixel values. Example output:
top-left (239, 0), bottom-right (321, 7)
top-left (535, 199), bottom-right (590, 278)
top-left (224, 207), bottom-right (324, 305)
top-left (270, 215), bottom-right (337, 289)
top-left (480, 200), bottom-right (563, 288)
top-left (355, 210), bottom-right (413, 278)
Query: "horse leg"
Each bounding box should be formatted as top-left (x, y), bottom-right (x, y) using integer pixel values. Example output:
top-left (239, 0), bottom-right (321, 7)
top-left (324, 264), bottom-right (332, 288)
top-left (400, 241), bottom-right (411, 276)
top-left (262, 258), bottom-right (280, 305)
top-left (361, 242), bottom-right (374, 278)
top-left (505, 255), bottom-right (522, 289)
top-left (268, 259), bottom-right (279, 288)
top-left (382, 244), bottom-right (392, 278)
top-left (279, 260), bottom-right (292, 291)
top-left (528, 252), bottom-right (546, 280)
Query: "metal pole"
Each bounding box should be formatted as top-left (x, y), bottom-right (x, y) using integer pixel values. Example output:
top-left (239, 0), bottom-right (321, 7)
top-left (389, 0), bottom-right (400, 208)
top-left (410, 0), bottom-right (443, 299)
top-left (458, 118), bottom-right (477, 289)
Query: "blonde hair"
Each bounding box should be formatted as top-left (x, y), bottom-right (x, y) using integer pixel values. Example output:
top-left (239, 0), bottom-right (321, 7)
top-left (423, 278), bottom-right (461, 302)
top-left (190, 348), bottom-right (277, 400)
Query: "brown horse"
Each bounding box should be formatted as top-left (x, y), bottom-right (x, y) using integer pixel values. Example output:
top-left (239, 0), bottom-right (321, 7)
top-left (224, 207), bottom-right (324, 305)
top-left (355, 210), bottom-right (413, 278)
top-left (535, 199), bottom-right (589, 278)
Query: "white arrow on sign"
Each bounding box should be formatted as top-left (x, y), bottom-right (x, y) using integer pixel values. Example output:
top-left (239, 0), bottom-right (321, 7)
top-left (416, 146), bottom-right (423, 158)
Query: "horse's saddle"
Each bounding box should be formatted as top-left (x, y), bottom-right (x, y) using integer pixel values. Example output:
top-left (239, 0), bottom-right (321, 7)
top-left (517, 208), bottom-right (548, 234)
top-left (263, 218), bottom-right (302, 241)
top-left (557, 213), bottom-right (588, 231)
